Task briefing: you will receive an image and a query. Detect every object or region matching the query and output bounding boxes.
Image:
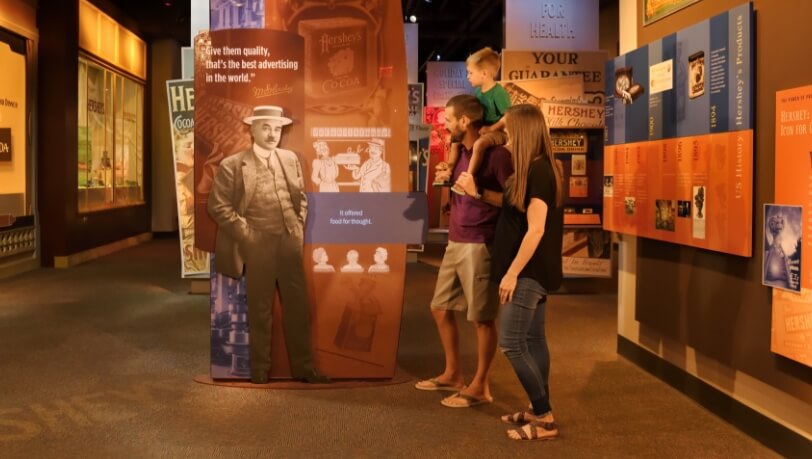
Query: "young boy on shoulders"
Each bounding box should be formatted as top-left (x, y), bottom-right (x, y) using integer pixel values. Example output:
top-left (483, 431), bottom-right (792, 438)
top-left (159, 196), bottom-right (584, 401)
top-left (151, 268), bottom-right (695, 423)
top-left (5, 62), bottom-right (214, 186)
top-left (434, 47), bottom-right (511, 194)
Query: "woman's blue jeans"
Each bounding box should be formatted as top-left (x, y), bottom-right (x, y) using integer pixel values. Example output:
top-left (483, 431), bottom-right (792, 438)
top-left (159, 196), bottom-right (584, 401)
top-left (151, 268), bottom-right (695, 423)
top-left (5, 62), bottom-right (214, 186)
top-left (499, 277), bottom-right (551, 415)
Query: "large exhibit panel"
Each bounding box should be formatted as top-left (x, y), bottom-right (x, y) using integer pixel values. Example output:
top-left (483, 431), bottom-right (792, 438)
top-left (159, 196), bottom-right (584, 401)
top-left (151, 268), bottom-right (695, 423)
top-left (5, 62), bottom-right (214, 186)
top-left (199, 0), bottom-right (412, 380)
top-left (771, 85), bottom-right (812, 368)
top-left (603, 2), bottom-right (753, 257)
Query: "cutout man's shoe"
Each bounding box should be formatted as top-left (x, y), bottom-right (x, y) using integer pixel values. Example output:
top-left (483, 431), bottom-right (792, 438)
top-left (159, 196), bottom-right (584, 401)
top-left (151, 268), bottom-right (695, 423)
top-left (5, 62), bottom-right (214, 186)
top-left (250, 371), bottom-right (270, 385)
top-left (295, 369), bottom-right (331, 384)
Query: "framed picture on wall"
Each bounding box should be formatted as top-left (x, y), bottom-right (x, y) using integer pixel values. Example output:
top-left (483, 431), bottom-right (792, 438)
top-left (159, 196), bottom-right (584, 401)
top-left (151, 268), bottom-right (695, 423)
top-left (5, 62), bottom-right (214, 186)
top-left (762, 204), bottom-right (802, 294)
top-left (643, 0), bottom-right (701, 26)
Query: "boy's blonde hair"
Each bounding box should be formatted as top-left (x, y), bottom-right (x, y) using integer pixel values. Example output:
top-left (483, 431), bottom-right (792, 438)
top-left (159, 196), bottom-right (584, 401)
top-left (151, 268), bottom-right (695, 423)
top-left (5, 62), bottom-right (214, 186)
top-left (466, 47), bottom-right (501, 78)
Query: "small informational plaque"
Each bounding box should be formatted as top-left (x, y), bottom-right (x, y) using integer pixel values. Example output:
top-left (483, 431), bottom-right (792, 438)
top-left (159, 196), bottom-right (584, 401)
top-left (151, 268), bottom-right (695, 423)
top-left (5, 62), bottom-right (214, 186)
top-left (0, 128), bottom-right (10, 161)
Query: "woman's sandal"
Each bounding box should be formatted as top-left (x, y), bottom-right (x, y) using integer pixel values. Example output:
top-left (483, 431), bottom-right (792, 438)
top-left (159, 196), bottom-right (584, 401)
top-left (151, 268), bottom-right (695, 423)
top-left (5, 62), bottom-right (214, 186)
top-left (506, 421), bottom-right (559, 441)
top-left (500, 411), bottom-right (537, 425)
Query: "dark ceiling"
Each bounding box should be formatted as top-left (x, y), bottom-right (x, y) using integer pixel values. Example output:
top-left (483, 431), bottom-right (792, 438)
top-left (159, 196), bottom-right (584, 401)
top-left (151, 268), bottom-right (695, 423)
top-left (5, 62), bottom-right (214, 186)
top-left (402, 0), bottom-right (504, 74)
top-left (101, 0), bottom-right (503, 74)
top-left (101, 0), bottom-right (191, 45)
top-left (101, 0), bottom-right (611, 79)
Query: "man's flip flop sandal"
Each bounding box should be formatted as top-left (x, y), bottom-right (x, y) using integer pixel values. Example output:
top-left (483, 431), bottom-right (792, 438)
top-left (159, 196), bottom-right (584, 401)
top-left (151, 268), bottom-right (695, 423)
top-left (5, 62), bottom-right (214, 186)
top-left (414, 378), bottom-right (465, 391)
top-left (440, 392), bottom-right (493, 408)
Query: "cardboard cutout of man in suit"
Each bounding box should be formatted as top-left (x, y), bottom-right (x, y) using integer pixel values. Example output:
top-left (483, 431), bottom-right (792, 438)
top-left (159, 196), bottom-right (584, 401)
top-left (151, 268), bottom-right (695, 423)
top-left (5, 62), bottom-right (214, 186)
top-left (207, 105), bottom-right (328, 384)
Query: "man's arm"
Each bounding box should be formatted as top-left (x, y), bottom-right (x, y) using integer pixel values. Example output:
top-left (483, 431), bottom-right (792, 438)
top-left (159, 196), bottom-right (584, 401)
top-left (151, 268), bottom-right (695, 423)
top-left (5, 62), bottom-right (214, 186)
top-left (294, 156), bottom-right (308, 224)
top-left (455, 171), bottom-right (503, 208)
top-left (207, 160), bottom-right (247, 239)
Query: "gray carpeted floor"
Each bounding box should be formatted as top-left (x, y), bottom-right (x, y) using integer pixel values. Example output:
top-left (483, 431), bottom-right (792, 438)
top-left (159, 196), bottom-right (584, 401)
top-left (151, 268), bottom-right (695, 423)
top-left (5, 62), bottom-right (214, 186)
top-left (0, 239), bottom-right (778, 458)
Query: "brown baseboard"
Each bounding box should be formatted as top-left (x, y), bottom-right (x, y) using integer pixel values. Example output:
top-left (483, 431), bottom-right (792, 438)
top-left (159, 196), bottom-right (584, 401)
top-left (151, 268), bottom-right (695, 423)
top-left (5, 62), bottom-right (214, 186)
top-left (53, 232), bottom-right (152, 268)
top-left (617, 335), bottom-right (812, 458)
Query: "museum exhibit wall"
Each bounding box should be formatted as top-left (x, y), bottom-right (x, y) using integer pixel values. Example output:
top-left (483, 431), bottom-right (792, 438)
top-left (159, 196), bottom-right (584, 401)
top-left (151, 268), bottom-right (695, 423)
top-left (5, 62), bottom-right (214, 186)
top-left (150, 39), bottom-right (181, 233)
top-left (618, 0), bottom-right (812, 439)
top-left (0, 0), bottom-right (39, 278)
top-left (38, 0), bottom-right (151, 266)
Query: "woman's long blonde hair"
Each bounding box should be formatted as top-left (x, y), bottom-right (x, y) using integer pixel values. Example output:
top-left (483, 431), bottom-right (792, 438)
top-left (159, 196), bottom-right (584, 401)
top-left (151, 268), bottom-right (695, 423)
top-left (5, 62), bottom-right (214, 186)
top-left (504, 104), bottom-right (562, 212)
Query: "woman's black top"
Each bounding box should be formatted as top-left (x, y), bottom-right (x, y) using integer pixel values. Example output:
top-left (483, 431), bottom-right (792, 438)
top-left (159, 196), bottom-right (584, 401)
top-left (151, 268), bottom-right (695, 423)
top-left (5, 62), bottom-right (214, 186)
top-left (491, 157), bottom-right (565, 292)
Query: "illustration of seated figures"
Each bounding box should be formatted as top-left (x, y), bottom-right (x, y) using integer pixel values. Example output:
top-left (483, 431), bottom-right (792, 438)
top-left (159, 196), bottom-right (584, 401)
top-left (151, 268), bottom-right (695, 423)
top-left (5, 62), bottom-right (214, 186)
top-left (340, 249), bottom-right (365, 273)
top-left (312, 247), bottom-right (335, 273)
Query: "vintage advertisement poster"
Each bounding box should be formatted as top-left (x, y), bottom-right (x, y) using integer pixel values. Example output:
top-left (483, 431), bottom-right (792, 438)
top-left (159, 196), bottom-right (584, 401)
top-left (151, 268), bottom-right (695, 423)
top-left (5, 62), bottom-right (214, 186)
top-left (503, 76), bottom-right (584, 105)
top-left (771, 85), bottom-right (812, 367)
top-left (166, 79), bottom-right (209, 277)
top-left (502, 50), bottom-right (607, 106)
top-left (542, 101), bottom-right (604, 129)
top-left (425, 61), bottom-right (473, 107)
top-left (603, 131), bottom-right (752, 256)
top-left (200, 1), bottom-right (410, 379)
top-left (505, 0), bottom-right (598, 51)
top-left (0, 41), bottom-right (26, 215)
top-left (562, 228), bottom-right (612, 278)
top-left (424, 106), bottom-right (451, 229)
top-left (644, 0), bottom-right (701, 25)
top-left (552, 131), bottom-right (588, 154)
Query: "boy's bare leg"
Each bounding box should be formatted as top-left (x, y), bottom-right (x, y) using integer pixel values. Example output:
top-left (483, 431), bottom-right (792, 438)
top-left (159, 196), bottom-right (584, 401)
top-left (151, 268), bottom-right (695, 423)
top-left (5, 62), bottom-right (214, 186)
top-left (451, 135), bottom-right (493, 194)
top-left (434, 142), bottom-right (460, 186)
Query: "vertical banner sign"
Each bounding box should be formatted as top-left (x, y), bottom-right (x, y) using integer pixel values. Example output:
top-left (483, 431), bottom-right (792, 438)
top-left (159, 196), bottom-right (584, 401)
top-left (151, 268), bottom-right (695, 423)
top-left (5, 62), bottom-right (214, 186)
top-left (190, 0), bottom-right (210, 42)
top-left (199, 1), bottom-right (412, 379)
top-left (181, 47), bottom-right (194, 79)
top-left (408, 83), bottom-right (424, 126)
top-left (404, 23), bottom-right (418, 84)
top-left (166, 79), bottom-right (209, 277)
top-left (603, 3), bottom-right (753, 257)
top-left (505, 0), bottom-right (599, 51)
top-left (408, 83), bottom-right (428, 141)
top-left (771, 85), bottom-right (812, 368)
top-left (0, 42), bottom-right (26, 214)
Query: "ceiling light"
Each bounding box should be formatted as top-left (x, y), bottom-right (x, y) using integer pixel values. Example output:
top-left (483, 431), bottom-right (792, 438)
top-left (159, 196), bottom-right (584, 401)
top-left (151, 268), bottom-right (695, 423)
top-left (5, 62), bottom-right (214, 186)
top-left (409, 15), bottom-right (417, 23)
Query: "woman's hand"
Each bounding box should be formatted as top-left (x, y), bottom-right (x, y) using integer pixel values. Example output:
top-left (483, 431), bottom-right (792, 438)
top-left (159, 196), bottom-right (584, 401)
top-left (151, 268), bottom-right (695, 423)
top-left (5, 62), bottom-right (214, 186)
top-left (499, 272), bottom-right (518, 304)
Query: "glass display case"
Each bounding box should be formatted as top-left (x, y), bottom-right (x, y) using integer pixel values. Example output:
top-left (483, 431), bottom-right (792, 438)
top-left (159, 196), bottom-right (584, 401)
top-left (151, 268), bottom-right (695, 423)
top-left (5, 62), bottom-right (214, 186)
top-left (77, 56), bottom-right (144, 212)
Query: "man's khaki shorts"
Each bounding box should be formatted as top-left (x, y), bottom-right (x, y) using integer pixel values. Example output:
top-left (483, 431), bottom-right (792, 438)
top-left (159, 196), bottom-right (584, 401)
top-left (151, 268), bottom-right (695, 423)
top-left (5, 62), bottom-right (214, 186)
top-left (430, 241), bottom-right (498, 322)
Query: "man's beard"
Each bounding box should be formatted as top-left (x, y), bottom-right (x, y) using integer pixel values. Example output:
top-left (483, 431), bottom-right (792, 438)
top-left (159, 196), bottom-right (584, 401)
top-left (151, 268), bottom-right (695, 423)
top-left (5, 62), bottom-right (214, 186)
top-left (448, 129), bottom-right (464, 143)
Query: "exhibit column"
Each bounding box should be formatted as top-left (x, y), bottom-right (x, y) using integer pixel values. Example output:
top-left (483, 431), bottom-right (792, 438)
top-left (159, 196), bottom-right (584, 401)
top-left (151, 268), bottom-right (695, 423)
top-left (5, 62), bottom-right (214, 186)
top-left (616, 0), bottom-right (639, 341)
